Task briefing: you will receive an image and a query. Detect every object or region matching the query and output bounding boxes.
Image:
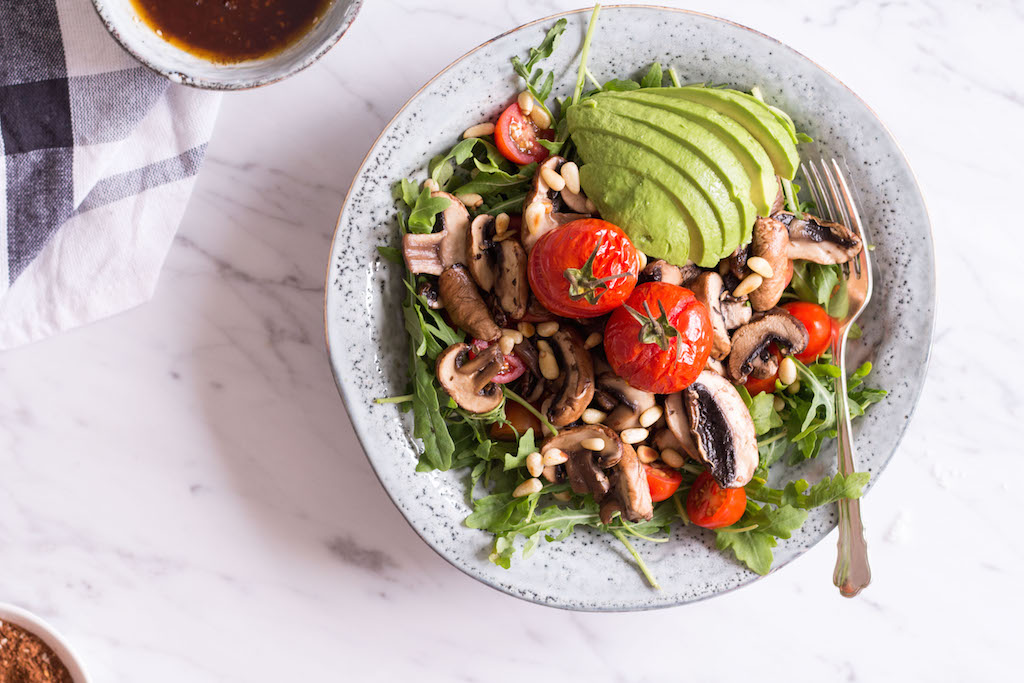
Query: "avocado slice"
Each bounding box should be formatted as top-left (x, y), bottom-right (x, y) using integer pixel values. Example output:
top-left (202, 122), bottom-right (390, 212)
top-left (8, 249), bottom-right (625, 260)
top-left (612, 91), bottom-right (778, 220)
top-left (579, 163), bottom-right (698, 267)
top-left (643, 87), bottom-right (800, 180)
top-left (590, 93), bottom-right (757, 249)
top-left (568, 107), bottom-right (730, 263)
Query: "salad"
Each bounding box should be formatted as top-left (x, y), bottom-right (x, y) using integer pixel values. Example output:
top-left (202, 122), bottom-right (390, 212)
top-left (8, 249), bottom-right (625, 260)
top-left (379, 7), bottom-right (885, 585)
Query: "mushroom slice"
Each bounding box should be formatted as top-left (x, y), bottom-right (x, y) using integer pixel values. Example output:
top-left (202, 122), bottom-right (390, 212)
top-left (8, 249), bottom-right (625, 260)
top-left (639, 259), bottom-right (700, 286)
top-left (597, 371), bottom-right (657, 431)
top-left (494, 239), bottom-right (528, 319)
top-left (727, 308), bottom-right (809, 383)
top-left (727, 244), bottom-right (750, 280)
top-left (748, 216), bottom-right (792, 311)
top-left (776, 211), bottom-right (863, 265)
top-left (705, 357), bottom-right (727, 377)
top-left (467, 214), bottom-right (497, 292)
top-left (438, 265), bottom-right (501, 341)
top-left (416, 280), bottom-right (443, 309)
top-left (663, 392), bottom-right (700, 460)
top-left (544, 424), bottom-right (624, 500)
top-left (689, 271), bottom-right (732, 361)
top-left (522, 156), bottom-right (589, 252)
top-left (401, 191), bottom-right (470, 275)
top-left (683, 371), bottom-right (758, 488)
top-left (546, 327), bottom-right (596, 427)
top-left (721, 293), bottom-right (752, 330)
top-left (600, 444), bottom-right (654, 524)
top-left (435, 342), bottom-right (505, 414)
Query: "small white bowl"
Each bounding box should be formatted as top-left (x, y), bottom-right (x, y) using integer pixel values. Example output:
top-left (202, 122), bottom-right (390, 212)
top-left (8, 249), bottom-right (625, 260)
top-left (0, 603), bottom-right (91, 683)
top-left (89, 0), bottom-right (363, 90)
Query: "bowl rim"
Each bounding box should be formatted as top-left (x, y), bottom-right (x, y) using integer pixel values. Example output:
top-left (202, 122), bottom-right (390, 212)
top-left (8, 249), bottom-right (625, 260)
top-left (322, 4), bottom-right (936, 610)
top-left (0, 603), bottom-right (91, 682)
top-left (88, 0), bottom-right (363, 91)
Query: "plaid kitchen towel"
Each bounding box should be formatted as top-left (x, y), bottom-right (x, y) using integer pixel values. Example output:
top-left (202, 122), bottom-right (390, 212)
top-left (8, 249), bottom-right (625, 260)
top-left (0, 0), bottom-right (220, 350)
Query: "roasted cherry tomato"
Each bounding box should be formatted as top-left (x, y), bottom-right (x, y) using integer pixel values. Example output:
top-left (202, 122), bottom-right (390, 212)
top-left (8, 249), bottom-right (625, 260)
top-left (782, 301), bottom-right (833, 363)
top-left (528, 219), bottom-right (641, 318)
top-left (604, 282), bottom-right (713, 394)
top-left (644, 462), bottom-right (683, 502)
top-left (495, 102), bottom-right (549, 165)
top-left (686, 471), bottom-right (747, 529)
top-left (469, 339), bottom-right (525, 384)
top-left (490, 401), bottom-right (542, 442)
top-left (742, 345), bottom-right (782, 395)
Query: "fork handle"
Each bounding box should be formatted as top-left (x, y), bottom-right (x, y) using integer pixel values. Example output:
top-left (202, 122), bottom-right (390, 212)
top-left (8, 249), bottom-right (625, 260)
top-left (833, 339), bottom-right (871, 597)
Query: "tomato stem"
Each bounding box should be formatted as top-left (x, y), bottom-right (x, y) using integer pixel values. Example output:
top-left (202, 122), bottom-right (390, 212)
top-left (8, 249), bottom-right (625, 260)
top-left (624, 300), bottom-right (684, 361)
top-left (562, 239), bottom-right (630, 304)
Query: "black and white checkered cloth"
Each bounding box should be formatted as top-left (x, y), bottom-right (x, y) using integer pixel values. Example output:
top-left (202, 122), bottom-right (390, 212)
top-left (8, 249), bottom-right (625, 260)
top-left (0, 0), bottom-right (220, 349)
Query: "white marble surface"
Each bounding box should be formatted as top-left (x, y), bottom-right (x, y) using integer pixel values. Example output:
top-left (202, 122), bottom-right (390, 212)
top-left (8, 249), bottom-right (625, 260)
top-left (1, 1), bottom-right (1020, 680)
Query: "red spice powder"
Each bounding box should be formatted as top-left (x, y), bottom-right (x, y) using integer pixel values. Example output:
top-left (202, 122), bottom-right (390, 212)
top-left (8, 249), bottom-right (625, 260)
top-left (0, 619), bottom-right (73, 683)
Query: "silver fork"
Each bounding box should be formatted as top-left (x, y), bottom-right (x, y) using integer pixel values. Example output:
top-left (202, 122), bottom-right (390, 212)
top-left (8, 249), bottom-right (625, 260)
top-left (801, 157), bottom-right (874, 598)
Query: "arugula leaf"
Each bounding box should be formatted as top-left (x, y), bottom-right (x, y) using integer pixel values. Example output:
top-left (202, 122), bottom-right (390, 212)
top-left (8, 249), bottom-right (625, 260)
top-left (715, 504), bottom-right (808, 575)
top-left (450, 162), bottom-right (536, 197)
top-left (640, 62), bottom-right (663, 88)
top-left (747, 472), bottom-right (870, 509)
top-left (503, 429), bottom-right (537, 471)
top-left (376, 245), bottom-right (402, 264)
top-left (512, 18), bottom-right (568, 118)
top-left (738, 385), bottom-right (783, 436)
top-left (601, 78), bottom-right (640, 92)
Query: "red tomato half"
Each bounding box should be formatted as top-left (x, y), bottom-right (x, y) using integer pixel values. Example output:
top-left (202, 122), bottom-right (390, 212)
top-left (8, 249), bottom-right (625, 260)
top-left (782, 301), bottom-right (832, 363)
top-left (686, 471), bottom-right (747, 529)
top-left (469, 339), bottom-right (525, 384)
top-left (742, 345), bottom-right (782, 396)
top-left (644, 463), bottom-right (683, 502)
top-left (495, 102), bottom-right (549, 165)
top-left (604, 282), bottom-right (713, 394)
top-left (527, 219), bottom-right (641, 318)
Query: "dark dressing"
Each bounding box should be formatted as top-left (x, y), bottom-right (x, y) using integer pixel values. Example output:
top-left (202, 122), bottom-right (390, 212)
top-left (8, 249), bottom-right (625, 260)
top-left (132, 0), bottom-right (332, 63)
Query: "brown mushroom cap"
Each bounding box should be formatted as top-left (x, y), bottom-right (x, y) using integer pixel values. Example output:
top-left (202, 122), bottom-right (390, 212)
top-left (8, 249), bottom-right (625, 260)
top-left (727, 308), bottom-right (809, 382)
top-left (720, 294), bottom-right (752, 330)
top-left (545, 423), bottom-right (624, 472)
top-left (639, 259), bottom-right (700, 286)
top-left (748, 216), bottom-right (791, 311)
top-left (683, 371), bottom-right (758, 488)
top-left (776, 211), bottom-right (863, 265)
top-left (467, 214), bottom-right (496, 292)
top-left (401, 191), bottom-right (469, 275)
top-left (438, 265), bottom-right (501, 341)
top-left (522, 156), bottom-right (589, 252)
top-left (689, 271), bottom-right (732, 361)
top-left (597, 371), bottom-right (657, 431)
top-left (600, 443), bottom-right (654, 524)
top-left (435, 342), bottom-right (505, 413)
top-left (546, 327), bottom-right (596, 427)
top-left (663, 392), bottom-right (700, 460)
top-left (495, 240), bottom-right (528, 319)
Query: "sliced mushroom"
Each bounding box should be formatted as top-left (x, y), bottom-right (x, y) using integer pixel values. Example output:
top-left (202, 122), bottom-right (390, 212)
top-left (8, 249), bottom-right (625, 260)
top-left (705, 357), bottom-right (727, 377)
top-left (600, 444), bottom-right (654, 524)
top-left (467, 214), bottom-right (497, 292)
top-left (748, 216), bottom-right (792, 311)
top-left (416, 280), bottom-right (443, 309)
top-left (639, 259), bottom-right (700, 286)
top-left (435, 342), bottom-right (505, 414)
top-left (495, 240), bottom-right (528, 319)
top-left (546, 327), bottom-right (595, 427)
top-left (727, 308), bottom-right (809, 383)
top-left (775, 211), bottom-right (863, 265)
top-left (689, 271), bottom-right (731, 361)
top-left (720, 294), bottom-right (752, 330)
top-left (590, 389), bottom-right (618, 413)
top-left (438, 265), bottom-right (501, 341)
top-left (401, 191), bottom-right (469, 275)
top-left (522, 156), bottom-right (589, 252)
top-left (770, 177), bottom-right (786, 216)
top-left (727, 244), bottom-right (749, 280)
top-left (683, 371), bottom-right (758, 488)
top-left (597, 371), bottom-right (657, 431)
top-left (663, 392), bottom-right (700, 461)
top-left (654, 427), bottom-right (689, 455)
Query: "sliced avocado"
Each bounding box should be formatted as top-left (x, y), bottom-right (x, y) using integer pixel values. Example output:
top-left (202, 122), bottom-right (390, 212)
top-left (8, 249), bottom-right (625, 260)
top-left (590, 93), bottom-right (757, 248)
top-left (568, 107), bottom-right (729, 262)
top-left (579, 163), bottom-right (698, 266)
top-left (643, 86), bottom-right (800, 180)
top-left (613, 91), bottom-right (778, 219)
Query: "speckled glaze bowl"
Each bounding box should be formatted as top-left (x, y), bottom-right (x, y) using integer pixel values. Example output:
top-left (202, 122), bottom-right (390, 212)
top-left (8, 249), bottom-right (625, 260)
top-left (324, 6), bottom-right (934, 610)
top-left (90, 0), bottom-right (362, 90)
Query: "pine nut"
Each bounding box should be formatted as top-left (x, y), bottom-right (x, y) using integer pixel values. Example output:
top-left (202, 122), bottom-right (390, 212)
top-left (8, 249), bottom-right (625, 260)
top-left (584, 332), bottom-right (603, 349)
top-left (733, 273), bottom-right (764, 297)
top-left (457, 193), bottom-right (483, 209)
top-left (526, 452), bottom-right (544, 478)
top-left (540, 166), bottom-right (566, 192)
top-left (537, 340), bottom-right (560, 380)
top-left (423, 178), bottom-right (439, 192)
top-left (581, 408), bottom-right (607, 425)
top-left (495, 212), bottom-right (510, 235)
top-left (773, 396), bottom-right (785, 412)
top-left (637, 445), bottom-right (659, 464)
top-left (498, 334), bottom-right (515, 355)
top-left (552, 491), bottom-right (572, 502)
top-left (524, 202), bottom-right (547, 234)
top-left (584, 198), bottom-right (597, 214)
top-left (495, 230), bottom-right (519, 242)
top-left (463, 122), bottom-right (495, 139)
top-left (517, 91), bottom-right (535, 116)
top-left (581, 437), bottom-right (606, 452)
top-left (560, 162), bottom-right (581, 194)
top-left (502, 328), bottom-right (524, 344)
top-left (513, 478), bottom-right (543, 497)
top-left (537, 321), bottom-right (560, 337)
top-left (639, 405), bottom-right (663, 428)
top-left (787, 380), bottom-right (801, 394)
top-left (620, 428), bottom-right (649, 445)
top-left (746, 256), bottom-right (774, 278)
top-left (637, 250), bottom-right (648, 270)
top-left (530, 106), bottom-right (551, 130)
top-left (542, 448), bottom-right (569, 466)
top-left (778, 356), bottom-right (797, 386)
top-left (542, 465), bottom-right (558, 482)
top-left (517, 321), bottom-right (535, 338)
top-left (661, 448), bottom-right (685, 468)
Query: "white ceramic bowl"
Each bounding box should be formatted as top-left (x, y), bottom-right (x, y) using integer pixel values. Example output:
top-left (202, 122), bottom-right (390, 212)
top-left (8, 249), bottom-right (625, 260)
top-left (0, 603), bottom-right (90, 682)
top-left (90, 0), bottom-right (362, 90)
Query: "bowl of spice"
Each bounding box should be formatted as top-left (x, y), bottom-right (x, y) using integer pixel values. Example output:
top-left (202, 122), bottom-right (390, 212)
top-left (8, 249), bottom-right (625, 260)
top-left (0, 604), bottom-right (89, 683)
top-left (90, 0), bottom-right (363, 90)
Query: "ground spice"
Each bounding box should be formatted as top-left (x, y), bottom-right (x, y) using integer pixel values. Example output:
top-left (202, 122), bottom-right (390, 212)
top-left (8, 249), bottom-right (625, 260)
top-left (0, 620), bottom-right (73, 683)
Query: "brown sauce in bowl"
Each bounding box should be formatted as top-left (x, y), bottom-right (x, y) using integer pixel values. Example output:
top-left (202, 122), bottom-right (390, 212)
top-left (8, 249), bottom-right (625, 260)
top-left (131, 0), bottom-right (333, 63)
